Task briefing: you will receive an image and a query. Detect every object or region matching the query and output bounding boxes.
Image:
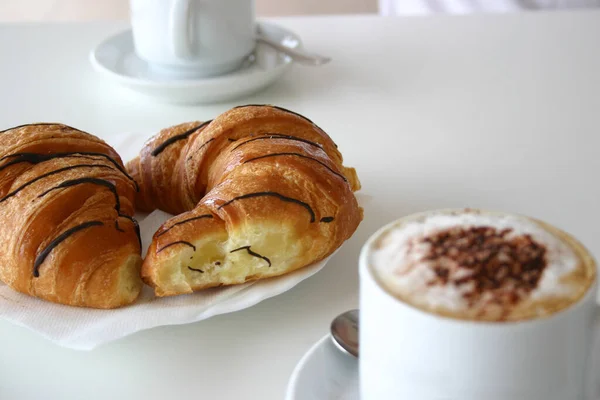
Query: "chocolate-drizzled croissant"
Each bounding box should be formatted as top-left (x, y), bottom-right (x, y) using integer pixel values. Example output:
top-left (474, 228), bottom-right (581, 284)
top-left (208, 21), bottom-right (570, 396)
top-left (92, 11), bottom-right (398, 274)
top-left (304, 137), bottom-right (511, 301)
top-left (0, 124), bottom-right (142, 308)
top-left (127, 105), bottom-right (362, 296)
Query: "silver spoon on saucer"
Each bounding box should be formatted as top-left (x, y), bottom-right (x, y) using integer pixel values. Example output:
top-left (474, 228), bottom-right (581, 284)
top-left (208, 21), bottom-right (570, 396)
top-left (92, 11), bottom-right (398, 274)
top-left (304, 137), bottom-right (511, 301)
top-left (255, 34), bottom-right (331, 66)
top-left (330, 309), bottom-right (359, 357)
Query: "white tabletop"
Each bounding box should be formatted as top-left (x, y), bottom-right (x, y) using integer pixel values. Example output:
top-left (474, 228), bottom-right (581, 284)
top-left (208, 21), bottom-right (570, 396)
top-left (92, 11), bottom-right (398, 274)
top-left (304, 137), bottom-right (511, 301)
top-left (1, 11), bottom-right (599, 399)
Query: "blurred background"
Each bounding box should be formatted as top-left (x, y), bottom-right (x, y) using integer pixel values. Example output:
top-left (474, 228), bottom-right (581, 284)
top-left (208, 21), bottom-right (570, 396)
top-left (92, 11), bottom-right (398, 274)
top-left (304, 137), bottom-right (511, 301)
top-left (1, 0), bottom-right (599, 21)
top-left (0, 0), bottom-right (376, 21)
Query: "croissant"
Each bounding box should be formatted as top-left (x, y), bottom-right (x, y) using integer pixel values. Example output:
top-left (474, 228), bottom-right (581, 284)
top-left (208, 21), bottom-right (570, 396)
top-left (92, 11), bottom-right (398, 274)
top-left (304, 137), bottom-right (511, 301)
top-left (127, 105), bottom-right (362, 296)
top-left (0, 123), bottom-right (142, 308)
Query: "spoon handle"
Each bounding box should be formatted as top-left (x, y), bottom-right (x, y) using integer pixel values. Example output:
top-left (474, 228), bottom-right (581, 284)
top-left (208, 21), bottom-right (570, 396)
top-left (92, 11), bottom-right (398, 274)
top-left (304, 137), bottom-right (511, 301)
top-left (255, 35), bottom-right (331, 66)
top-left (331, 309), bottom-right (359, 358)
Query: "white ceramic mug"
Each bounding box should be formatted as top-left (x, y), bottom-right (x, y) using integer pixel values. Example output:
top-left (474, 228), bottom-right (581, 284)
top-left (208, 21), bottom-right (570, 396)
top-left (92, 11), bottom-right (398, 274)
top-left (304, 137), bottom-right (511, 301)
top-left (129, 0), bottom-right (256, 78)
top-left (359, 211), bottom-right (599, 400)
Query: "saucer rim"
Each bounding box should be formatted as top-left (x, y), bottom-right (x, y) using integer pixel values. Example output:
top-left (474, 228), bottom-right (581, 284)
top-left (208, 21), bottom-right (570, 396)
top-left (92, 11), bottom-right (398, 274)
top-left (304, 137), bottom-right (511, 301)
top-left (285, 334), bottom-right (357, 400)
top-left (89, 22), bottom-right (299, 88)
top-left (285, 330), bottom-right (600, 400)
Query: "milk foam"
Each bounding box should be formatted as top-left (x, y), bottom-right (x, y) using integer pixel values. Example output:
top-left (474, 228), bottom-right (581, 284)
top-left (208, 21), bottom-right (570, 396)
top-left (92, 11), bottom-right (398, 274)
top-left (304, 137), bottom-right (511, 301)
top-left (369, 211), bottom-right (585, 319)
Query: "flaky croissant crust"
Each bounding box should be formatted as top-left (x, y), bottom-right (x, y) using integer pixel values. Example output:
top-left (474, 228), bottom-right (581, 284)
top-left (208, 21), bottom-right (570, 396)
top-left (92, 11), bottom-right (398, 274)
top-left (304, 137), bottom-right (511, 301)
top-left (0, 123), bottom-right (142, 308)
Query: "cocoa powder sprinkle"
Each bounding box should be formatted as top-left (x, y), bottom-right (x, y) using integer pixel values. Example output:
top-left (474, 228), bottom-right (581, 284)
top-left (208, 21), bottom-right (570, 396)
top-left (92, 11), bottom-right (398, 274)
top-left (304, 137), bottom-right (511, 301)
top-left (421, 226), bottom-right (548, 307)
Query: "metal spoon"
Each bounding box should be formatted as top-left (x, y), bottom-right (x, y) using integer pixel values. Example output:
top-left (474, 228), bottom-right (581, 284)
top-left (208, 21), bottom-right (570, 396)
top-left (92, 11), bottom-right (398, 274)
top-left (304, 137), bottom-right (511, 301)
top-left (330, 309), bottom-right (359, 358)
top-left (255, 34), bottom-right (332, 66)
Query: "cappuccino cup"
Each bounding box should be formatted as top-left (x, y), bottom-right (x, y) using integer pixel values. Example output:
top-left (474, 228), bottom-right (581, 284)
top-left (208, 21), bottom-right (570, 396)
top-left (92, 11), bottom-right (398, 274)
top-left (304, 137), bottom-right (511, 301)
top-left (129, 0), bottom-right (256, 78)
top-left (360, 209), bottom-right (599, 400)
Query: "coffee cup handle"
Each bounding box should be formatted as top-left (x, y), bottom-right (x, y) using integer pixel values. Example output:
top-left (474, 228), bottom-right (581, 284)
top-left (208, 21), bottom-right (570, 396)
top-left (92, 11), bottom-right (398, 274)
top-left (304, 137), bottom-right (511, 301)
top-left (170, 0), bottom-right (193, 59)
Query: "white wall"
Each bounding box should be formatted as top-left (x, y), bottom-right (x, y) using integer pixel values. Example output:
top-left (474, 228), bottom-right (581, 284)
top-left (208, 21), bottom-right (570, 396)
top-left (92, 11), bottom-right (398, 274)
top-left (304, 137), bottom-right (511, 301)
top-left (0, 0), bottom-right (378, 22)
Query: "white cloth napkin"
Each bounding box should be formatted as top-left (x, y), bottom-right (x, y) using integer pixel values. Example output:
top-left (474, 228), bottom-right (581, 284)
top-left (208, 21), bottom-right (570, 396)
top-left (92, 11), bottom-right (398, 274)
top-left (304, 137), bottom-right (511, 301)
top-left (0, 209), bottom-right (330, 350)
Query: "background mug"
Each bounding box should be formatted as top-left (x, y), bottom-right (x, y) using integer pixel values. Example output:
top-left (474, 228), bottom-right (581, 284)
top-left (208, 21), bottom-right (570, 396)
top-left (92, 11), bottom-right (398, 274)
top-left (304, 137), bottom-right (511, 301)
top-left (129, 0), bottom-right (256, 78)
top-left (359, 210), bottom-right (600, 400)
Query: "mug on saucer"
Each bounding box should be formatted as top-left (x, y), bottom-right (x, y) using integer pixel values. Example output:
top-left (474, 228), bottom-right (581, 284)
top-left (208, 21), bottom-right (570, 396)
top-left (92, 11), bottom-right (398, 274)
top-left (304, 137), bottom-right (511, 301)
top-left (359, 209), bottom-right (599, 400)
top-left (129, 0), bottom-right (256, 78)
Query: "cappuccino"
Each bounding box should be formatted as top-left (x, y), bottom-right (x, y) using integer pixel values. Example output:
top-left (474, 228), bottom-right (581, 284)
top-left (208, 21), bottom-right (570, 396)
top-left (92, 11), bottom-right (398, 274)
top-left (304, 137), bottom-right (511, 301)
top-left (368, 209), bottom-right (596, 321)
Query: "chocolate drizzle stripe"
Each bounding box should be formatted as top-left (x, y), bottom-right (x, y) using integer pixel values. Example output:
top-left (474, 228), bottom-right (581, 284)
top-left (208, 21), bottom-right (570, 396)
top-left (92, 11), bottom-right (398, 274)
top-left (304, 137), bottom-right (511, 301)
top-left (0, 123), bottom-right (85, 135)
top-left (157, 241), bottom-right (196, 253)
top-left (232, 134), bottom-right (323, 151)
top-left (199, 138), bottom-right (215, 151)
top-left (0, 152), bottom-right (138, 191)
top-left (38, 177), bottom-right (121, 208)
top-left (0, 164), bottom-right (114, 203)
top-left (272, 106), bottom-right (315, 124)
top-left (188, 266), bottom-right (204, 273)
top-left (233, 104), bottom-right (315, 125)
top-left (36, 177), bottom-right (140, 245)
top-left (243, 153), bottom-right (347, 182)
top-left (230, 245), bottom-right (271, 267)
top-left (118, 214), bottom-right (142, 249)
top-left (186, 138), bottom-right (215, 161)
top-left (114, 221), bottom-right (125, 232)
top-left (218, 191), bottom-right (315, 223)
top-left (151, 120), bottom-right (213, 156)
top-left (156, 214), bottom-right (213, 237)
top-left (320, 216), bottom-right (335, 223)
top-left (33, 221), bottom-right (103, 277)
top-left (231, 105), bottom-right (338, 146)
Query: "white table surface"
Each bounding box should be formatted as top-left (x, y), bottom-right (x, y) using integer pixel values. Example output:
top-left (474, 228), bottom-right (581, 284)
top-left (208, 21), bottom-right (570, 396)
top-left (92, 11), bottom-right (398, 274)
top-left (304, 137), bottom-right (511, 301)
top-left (1, 11), bottom-right (599, 399)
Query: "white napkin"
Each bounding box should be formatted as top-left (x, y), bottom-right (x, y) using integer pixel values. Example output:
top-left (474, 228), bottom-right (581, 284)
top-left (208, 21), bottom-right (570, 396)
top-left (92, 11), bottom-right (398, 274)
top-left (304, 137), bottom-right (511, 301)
top-left (0, 209), bottom-right (330, 350)
top-left (0, 132), bottom-right (342, 351)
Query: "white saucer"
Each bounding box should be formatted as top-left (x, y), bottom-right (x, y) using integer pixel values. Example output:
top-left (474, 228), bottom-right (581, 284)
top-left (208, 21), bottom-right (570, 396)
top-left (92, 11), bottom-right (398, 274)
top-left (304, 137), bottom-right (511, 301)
top-left (286, 333), bottom-right (600, 400)
top-left (89, 22), bottom-right (300, 104)
top-left (286, 334), bottom-right (358, 400)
